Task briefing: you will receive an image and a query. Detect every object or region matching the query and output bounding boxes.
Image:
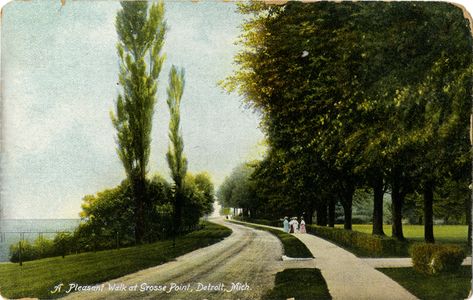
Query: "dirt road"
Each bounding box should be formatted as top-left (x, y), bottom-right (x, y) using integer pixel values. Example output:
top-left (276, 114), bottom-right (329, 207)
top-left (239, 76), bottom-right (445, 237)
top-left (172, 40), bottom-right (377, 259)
top-left (63, 219), bottom-right (302, 300)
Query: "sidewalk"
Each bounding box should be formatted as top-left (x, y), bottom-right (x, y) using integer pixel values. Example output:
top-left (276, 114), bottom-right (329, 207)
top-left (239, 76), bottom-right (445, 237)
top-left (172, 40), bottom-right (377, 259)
top-left (295, 233), bottom-right (417, 300)
top-left (233, 221), bottom-right (417, 300)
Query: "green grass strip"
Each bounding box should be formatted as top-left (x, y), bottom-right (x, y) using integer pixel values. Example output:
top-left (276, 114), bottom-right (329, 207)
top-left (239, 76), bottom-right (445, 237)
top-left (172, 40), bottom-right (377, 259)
top-left (378, 266), bottom-right (471, 300)
top-left (229, 220), bottom-right (313, 258)
top-left (0, 221), bottom-right (231, 299)
top-left (262, 268), bottom-right (331, 300)
top-left (344, 224), bottom-right (469, 244)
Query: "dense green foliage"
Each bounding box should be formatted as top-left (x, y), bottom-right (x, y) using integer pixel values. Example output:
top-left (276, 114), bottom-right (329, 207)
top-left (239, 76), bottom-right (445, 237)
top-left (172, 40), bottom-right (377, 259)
top-left (182, 173), bottom-right (215, 225)
top-left (262, 268), bottom-right (332, 300)
top-left (10, 172), bottom-right (216, 262)
top-left (222, 1), bottom-right (472, 242)
top-left (217, 163), bottom-right (258, 217)
top-left (410, 243), bottom-right (466, 274)
top-left (230, 220), bottom-right (313, 258)
top-left (77, 177), bottom-right (173, 248)
top-left (379, 266), bottom-right (471, 300)
top-left (403, 179), bottom-right (471, 225)
top-left (76, 174), bottom-right (214, 248)
top-left (111, 1), bottom-right (167, 243)
top-left (2, 222), bottom-right (231, 299)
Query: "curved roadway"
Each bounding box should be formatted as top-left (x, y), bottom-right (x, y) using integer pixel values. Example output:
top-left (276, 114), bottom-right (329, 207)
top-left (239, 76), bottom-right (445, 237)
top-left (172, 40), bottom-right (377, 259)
top-left (64, 219), bottom-right (289, 300)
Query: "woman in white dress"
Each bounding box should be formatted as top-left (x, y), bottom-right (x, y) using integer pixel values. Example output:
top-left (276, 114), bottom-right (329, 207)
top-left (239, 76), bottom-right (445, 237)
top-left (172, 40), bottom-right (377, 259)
top-left (289, 218), bottom-right (295, 233)
top-left (293, 217), bottom-right (299, 233)
top-left (300, 217), bottom-right (306, 233)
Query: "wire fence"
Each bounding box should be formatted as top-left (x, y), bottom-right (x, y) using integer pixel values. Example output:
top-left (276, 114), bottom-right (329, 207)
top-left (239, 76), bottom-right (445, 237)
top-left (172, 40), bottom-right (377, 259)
top-left (3, 230), bottom-right (123, 266)
top-left (0, 231), bottom-right (74, 243)
top-left (0, 220), bottom-right (204, 265)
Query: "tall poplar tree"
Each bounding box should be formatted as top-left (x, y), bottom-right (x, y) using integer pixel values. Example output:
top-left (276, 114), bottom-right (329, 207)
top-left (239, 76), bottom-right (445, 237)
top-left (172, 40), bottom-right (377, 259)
top-left (166, 66), bottom-right (187, 237)
top-left (111, 1), bottom-right (166, 243)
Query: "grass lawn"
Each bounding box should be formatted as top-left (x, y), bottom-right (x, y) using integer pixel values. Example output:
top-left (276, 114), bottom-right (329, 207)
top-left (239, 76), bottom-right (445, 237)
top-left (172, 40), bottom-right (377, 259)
top-left (0, 221), bottom-right (231, 299)
top-left (229, 220), bottom-right (313, 258)
top-left (339, 224), bottom-right (468, 244)
top-left (378, 266), bottom-right (471, 300)
top-left (262, 268), bottom-right (331, 300)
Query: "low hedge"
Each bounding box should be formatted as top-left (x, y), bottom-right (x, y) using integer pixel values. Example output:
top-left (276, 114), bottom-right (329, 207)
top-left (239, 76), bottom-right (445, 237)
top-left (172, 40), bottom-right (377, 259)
top-left (410, 243), bottom-right (466, 275)
top-left (231, 218), bottom-right (409, 257)
top-left (232, 216), bottom-right (282, 227)
top-left (306, 225), bottom-right (409, 257)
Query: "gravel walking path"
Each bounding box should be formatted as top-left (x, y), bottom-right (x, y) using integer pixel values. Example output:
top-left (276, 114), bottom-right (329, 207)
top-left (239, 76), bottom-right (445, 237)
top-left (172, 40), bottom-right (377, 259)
top-left (63, 219), bottom-right (311, 300)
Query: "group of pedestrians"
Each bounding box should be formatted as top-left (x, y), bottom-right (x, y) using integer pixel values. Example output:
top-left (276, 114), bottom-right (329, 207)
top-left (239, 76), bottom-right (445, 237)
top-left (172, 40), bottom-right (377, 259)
top-left (282, 216), bottom-right (306, 234)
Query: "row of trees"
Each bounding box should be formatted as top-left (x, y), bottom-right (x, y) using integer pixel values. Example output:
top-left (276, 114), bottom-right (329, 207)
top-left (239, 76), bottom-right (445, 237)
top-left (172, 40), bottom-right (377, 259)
top-left (220, 2), bottom-right (472, 243)
top-left (81, 1), bottom-right (213, 245)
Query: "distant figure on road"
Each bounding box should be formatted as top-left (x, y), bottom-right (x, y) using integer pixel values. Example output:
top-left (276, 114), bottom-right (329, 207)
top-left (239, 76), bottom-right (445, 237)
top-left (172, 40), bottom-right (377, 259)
top-left (289, 218), bottom-right (295, 233)
top-left (300, 217), bottom-right (306, 233)
top-left (283, 217), bottom-right (289, 233)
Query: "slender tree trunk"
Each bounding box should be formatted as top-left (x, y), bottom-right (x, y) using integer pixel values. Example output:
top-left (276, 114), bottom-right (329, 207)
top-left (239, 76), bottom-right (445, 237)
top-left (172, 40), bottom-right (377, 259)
top-left (423, 183), bottom-right (435, 243)
top-left (372, 176), bottom-right (385, 235)
top-left (316, 203), bottom-right (328, 226)
top-left (134, 178), bottom-right (146, 244)
top-left (328, 198), bottom-right (335, 228)
top-left (391, 177), bottom-right (405, 241)
top-left (466, 195), bottom-right (472, 246)
top-left (174, 188), bottom-right (183, 241)
top-left (342, 186), bottom-right (354, 230)
top-left (342, 200), bottom-right (352, 230)
top-left (469, 216), bottom-right (472, 247)
top-left (304, 206), bottom-right (315, 225)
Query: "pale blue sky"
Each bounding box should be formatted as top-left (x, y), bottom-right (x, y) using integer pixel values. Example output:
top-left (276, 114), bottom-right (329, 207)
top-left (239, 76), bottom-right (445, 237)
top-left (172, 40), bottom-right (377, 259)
top-left (1, 1), bottom-right (264, 219)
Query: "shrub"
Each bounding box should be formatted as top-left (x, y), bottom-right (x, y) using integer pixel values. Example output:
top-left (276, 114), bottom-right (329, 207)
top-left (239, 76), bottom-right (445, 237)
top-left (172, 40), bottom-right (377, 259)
top-left (410, 243), bottom-right (439, 274)
top-left (9, 240), bottom-right (38, 263)
top-left (431, 246), bottom-right (466, 274)
top-left (10, 236), bottom-right (59, 263)
top-left (410, 243), bottom-right (466, 275)
top-left (10, 234), bottom-right (74, 263)
top-left (53, 232), bottom-right (75, 258)
top-left (306, 225), bottom-right (408, 257)
top-left (33, 236), bottom-right (55, 259)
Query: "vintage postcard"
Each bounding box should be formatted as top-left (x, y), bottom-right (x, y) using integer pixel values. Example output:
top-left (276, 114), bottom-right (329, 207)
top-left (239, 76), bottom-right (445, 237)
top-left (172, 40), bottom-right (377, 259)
top-left (1, 0), bottom-right (472, 299)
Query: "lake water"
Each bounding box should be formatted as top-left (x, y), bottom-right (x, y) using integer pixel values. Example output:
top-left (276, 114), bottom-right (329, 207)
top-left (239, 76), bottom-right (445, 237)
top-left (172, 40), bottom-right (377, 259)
top-left (0, 219), bottom-right (81, 262)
